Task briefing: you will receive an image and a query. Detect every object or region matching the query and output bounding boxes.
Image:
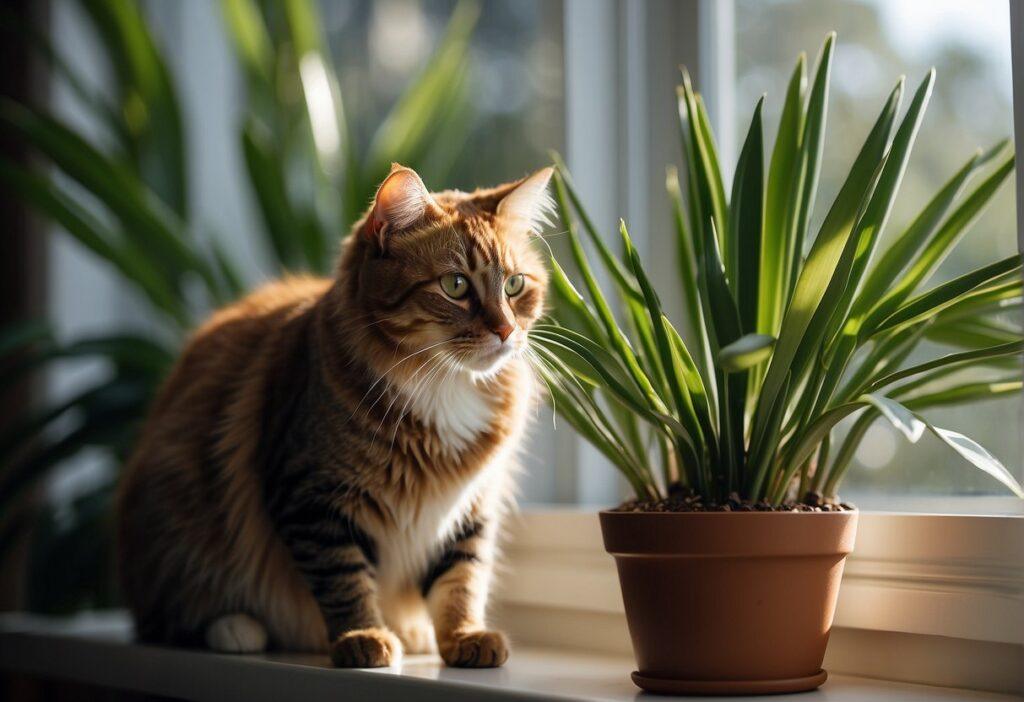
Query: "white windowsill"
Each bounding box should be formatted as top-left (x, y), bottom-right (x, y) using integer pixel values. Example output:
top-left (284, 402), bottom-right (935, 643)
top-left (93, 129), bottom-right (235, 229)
top-left (0, 611), bottom-right (1018, 702)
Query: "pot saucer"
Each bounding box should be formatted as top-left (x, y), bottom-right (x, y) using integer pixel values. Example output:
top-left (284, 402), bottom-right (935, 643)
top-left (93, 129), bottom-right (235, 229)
top-left (631, 669), bottom-right (827, 696)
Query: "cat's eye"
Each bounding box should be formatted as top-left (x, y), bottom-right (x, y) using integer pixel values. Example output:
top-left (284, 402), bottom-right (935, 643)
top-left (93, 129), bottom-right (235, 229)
top-left (440, 273), bottom-right (470, 299)
top-left (504, 274), bottom-right (525, 297)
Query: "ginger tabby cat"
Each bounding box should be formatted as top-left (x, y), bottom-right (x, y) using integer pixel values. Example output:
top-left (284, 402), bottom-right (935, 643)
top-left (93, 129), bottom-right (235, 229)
top-left (117, 165), bottom-right (552, 668)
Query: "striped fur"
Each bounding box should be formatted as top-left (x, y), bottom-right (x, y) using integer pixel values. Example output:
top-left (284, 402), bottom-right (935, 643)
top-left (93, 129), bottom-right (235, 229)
top-left (117, 166), bottom-right (551, 668)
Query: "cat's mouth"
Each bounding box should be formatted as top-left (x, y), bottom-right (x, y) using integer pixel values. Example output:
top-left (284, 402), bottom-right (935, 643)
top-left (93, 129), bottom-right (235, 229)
top-left (462, 337), bottom-right (518, 374)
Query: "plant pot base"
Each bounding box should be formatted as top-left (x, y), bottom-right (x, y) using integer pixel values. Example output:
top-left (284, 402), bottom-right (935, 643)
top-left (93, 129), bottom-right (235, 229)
top-left (631, 668), bottom-right (828, 696)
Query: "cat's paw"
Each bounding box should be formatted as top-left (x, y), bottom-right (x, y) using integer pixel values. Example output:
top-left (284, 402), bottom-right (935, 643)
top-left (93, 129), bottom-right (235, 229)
top-left (438, 629), bottom-right (509, 668)
top-left (205, 614), bottom-right (268, 653)
top-left (395, 622), bottom-right (436, 654)
top-left (330, 628), bottom-right (402, 668)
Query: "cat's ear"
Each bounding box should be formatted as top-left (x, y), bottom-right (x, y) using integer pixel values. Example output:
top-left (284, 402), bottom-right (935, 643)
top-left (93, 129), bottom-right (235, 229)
top-left (365, 164), bottom-right (440, 246)
top-left (496, 167), bottom-right (555, 233)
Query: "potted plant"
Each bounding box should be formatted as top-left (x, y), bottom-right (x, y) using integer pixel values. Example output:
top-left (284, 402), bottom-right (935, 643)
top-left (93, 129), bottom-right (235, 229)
top-left (529, 33), bottom-right (1023, 695)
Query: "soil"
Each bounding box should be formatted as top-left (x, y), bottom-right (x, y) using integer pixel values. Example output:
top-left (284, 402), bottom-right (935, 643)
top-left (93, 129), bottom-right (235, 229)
top-left (615, 490), bottom-right (855, 513)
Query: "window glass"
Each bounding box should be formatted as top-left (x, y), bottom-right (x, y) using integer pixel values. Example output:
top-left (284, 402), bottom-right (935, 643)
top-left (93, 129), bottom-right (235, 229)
top-left (735, 0), bottom-right (1021, 503)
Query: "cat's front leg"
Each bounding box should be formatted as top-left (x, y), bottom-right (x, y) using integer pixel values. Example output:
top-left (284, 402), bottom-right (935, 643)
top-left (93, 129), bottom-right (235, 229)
top-left (276, 491), bottom-right (400, 667)
top-left (422, 516), bottom-right (508, 668)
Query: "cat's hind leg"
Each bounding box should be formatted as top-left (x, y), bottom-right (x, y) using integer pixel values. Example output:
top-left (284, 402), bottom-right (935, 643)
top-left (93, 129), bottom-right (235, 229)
top-left (205, 614), bottom-right (269, 653)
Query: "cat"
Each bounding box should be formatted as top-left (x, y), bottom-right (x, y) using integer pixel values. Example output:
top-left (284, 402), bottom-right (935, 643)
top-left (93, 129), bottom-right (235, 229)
top-left (116, 164), bottom-right (552, 668)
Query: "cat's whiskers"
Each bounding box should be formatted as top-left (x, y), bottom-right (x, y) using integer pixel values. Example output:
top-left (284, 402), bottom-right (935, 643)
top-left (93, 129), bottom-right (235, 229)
top-left (386, 349), bottom-right (466, 453)
top-left (370, 348), bottom-right (450, 448)
top-left (348, 336), bottom-right (455, 423)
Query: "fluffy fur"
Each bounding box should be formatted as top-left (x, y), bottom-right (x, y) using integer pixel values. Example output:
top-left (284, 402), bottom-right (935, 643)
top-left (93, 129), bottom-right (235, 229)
top-left (117, 165), bottom-right (552, 668)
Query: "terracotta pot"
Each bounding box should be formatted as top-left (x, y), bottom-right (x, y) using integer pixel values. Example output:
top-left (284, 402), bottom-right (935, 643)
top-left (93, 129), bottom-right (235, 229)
top-left (600, 510), bottom-right (858, 696)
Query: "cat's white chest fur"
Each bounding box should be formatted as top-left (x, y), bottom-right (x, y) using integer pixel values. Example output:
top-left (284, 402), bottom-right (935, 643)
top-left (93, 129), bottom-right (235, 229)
top-left (369, 365), bottom-right (523, 594)
top-left (403, 365), bottom-right (494, 451)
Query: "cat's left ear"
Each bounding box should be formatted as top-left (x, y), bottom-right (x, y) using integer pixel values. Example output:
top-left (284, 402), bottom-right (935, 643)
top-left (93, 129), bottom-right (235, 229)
top-left (365, 164), bottom-right (442, 248)
top-left (496, 167), bottom-right (555, 233)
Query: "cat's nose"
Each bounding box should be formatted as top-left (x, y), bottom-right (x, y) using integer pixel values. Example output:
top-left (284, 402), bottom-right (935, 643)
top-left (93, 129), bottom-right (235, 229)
top-left (489, 322), bottom-right (514, 343)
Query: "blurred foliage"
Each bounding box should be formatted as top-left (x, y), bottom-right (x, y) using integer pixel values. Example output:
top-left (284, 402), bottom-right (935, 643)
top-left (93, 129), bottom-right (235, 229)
top-left (0, 0), bottom-right (481, 613)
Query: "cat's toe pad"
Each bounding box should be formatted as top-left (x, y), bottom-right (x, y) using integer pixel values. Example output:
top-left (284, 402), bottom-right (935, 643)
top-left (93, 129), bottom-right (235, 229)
top-left (205, 614), bottom-right (268, 653)
top-left (330, 628), bottom-right (402, 668)
top-left (439, 629), bottom-right (509, 668)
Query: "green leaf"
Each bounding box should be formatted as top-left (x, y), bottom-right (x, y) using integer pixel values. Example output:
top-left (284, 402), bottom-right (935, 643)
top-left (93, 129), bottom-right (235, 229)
top-left (866, 341), bottom-right (1024, 393)
top-left (760, 53), bottom-right (806, 336)
top-left (678, 70), bottom-right (727, 271)
top-left (790, 34), bottom-right (835, 290)
top-left (730, 97), bottom-right (765, 334)
top-left (553, 174), bottom-right (658, 404)
top-left (861, 394), bottom-right (925, 443)
top-left (718, 334), bottom-right (775, 373)
top-left (902, 377), bottom-right (1022, 409)
top-left (926, 317), bottom-right (1022, 349)
top-left (872, 256), bottom-right (1021, 336)
top-left (621, 225), bottom-right (703, 441)
top-left (667, 167), bottom-right (715, 390)
top-left (925, 424), bottom-right (1024, 498)
top-left (850, 149), bottom-right (990, 325)
top-left (826, 70), bottom-right (934, 344)
top-left (546, 257), bottom-right (605, 343)
top-left (823, 373), bottom-right (1022, 497)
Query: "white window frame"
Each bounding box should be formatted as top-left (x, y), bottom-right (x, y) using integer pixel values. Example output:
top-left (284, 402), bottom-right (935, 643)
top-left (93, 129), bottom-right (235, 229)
top-left (517, 1), bottom-right (1024, 693)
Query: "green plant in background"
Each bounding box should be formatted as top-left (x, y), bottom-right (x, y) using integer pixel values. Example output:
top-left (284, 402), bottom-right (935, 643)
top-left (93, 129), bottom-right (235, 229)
top-left (533, 33), bottom-right (1024, 505)
top-left (0, 0), bottom-right (478, 612)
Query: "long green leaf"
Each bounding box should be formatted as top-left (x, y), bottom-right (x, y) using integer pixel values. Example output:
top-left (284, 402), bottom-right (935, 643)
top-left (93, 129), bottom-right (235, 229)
top-left (872, 256), bottom-right (1022, 336)
top-left (730, 97), bottom-right (765, 334)
top-left (925, 424), bottom-right (1024, 498)
top-left (760, 54), bottom-right (806, 335)
top-left (866, 341), bottom-right (1024, 393)
top-left (789, 34), bottom-right (835, 292)
top-left (825, 71), bottom-right (933, 346)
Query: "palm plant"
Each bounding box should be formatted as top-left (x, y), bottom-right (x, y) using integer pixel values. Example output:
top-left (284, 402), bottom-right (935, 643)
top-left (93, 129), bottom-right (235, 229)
top-left (0, 0), bottom-right (478, 611)
top-left (532, 34), bottom-right (1024, 506)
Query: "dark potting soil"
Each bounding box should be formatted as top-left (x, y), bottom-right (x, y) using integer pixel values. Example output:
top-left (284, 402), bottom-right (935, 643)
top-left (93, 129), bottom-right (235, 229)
top-left (615, 490), bottom-right (855, 513)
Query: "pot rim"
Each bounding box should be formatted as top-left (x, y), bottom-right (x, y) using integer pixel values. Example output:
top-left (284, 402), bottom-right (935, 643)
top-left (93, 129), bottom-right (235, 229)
top-left (599, 508), bottom-right (859, 556)
top-left (599, 508), bottom-right (859, 517)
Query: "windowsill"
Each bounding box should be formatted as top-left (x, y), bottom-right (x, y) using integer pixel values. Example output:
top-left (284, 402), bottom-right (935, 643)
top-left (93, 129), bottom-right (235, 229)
top-left (0, 611), bottom-right (1018, 702)
top-left (494, 508), bottom-right (1023, 695)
